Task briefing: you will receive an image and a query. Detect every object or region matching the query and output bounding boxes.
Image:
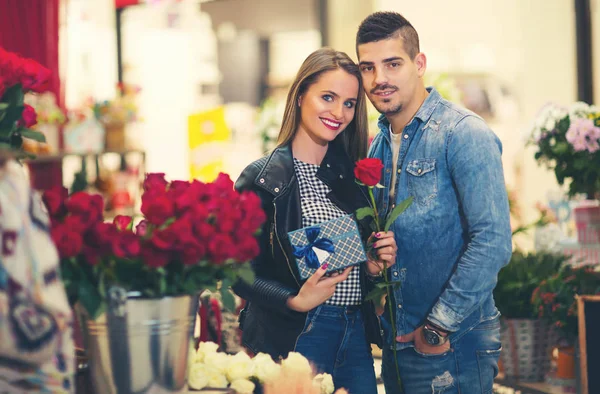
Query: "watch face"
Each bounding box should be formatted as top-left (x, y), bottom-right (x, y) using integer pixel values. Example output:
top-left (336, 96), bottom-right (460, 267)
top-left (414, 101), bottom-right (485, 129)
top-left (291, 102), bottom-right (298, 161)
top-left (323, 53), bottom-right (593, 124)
top-left (423, 328), bottom-right (441, 346)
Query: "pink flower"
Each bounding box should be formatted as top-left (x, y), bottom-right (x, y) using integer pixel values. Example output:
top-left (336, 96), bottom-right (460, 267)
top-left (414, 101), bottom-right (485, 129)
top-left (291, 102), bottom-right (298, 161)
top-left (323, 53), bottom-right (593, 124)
top-left (565, 118), bottom-right (600, 153)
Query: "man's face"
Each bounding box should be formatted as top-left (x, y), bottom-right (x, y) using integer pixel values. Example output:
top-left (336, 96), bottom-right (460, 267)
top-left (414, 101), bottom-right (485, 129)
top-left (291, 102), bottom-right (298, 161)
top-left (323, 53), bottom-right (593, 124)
top-left (357, 36), bottom-right (425, 116)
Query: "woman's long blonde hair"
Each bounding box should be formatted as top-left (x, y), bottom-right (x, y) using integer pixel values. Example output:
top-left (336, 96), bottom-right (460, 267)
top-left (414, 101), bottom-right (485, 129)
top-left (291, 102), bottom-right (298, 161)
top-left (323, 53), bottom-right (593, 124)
top-left (276, 47), bottom-right (369, 163)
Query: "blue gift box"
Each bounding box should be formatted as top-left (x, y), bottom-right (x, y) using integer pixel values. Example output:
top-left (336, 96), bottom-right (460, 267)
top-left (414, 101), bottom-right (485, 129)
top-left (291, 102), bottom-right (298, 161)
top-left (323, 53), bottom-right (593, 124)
top-left (287, 214), bottom-right (367, 280)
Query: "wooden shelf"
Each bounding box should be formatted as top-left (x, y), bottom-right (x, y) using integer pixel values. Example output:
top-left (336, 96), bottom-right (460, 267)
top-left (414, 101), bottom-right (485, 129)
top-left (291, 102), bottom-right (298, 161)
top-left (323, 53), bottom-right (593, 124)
top-left (28, 149), bottom-right (145, 163)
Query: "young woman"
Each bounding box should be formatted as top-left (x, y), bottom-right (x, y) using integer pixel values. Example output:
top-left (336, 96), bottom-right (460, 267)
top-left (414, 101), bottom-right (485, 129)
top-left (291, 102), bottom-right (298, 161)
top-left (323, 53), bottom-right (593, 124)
top-left (234, 48), bottom-right (397, 394)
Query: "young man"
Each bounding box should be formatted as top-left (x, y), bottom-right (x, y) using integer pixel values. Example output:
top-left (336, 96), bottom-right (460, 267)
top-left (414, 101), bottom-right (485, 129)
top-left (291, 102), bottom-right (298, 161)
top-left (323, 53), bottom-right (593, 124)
top-left (356, 11), bottom-right (512, 393)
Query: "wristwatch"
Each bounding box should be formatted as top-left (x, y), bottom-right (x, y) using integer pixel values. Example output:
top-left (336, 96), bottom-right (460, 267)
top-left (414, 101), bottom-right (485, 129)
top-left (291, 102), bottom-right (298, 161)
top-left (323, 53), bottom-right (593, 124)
top-left (422, 321), bottom-right (449, 346)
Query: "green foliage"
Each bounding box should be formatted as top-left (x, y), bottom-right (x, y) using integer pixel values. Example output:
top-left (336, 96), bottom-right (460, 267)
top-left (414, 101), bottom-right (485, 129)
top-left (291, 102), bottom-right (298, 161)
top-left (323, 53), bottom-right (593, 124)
top-left (531, 264), bottom-right (600, 344)
top-left (494, 251), bottom-right (569, 319)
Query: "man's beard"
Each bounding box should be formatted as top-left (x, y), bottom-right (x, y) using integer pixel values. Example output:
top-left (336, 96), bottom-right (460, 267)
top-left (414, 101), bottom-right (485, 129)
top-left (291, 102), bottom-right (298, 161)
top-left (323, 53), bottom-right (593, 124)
top-left (370, 84), bottom-right (402, 115)
top-left (373, 100), bottom-right (402, 116)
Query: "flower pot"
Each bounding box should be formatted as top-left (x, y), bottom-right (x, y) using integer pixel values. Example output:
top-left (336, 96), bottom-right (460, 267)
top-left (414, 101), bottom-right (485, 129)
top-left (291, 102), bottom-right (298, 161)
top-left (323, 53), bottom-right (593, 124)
top-left (573, 202), bottom-right (600, 244)
top-left (500, 318), bottom-right (558, 382)
top-left (77, 290), bottom-right (199, 394)
top-left (556, 346), bottom-right (576, 379)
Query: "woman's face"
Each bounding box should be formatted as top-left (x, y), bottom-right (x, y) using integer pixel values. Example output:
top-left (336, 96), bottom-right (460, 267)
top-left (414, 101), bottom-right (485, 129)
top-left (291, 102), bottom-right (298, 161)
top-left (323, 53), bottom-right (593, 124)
top-left (297, 68), bottom-right (359, 146)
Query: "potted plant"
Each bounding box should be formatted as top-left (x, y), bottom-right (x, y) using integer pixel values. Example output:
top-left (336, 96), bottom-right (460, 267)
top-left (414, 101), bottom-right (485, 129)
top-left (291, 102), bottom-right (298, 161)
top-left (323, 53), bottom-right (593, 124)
top-left (0, 46), bottom-right (49, 156)
top-left (531, 265), bottom-right (600, 379)
top-left (42, 172), bottom-right (265, 394)
top-left (529, 102), bottom-right (600, 244)
top-left (495, 251), bottom-right (569, 381)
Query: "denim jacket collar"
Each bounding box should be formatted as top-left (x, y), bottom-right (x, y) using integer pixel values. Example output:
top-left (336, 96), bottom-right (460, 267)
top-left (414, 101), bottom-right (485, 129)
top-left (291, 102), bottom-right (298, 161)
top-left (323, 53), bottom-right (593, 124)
top-left (376, 87), bottom-right (442, 142)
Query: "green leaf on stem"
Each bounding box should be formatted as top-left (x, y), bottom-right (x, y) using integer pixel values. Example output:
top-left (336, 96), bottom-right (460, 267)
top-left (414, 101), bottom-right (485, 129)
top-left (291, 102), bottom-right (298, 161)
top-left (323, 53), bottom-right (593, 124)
top-left (364, 287), bottom-right (387, 302)
top-left (220, 279), bottom-right (236, 311)
top-left (20, 128), bottom-right (46, 142)
top-left (356, 207), bottom-right (375, 220)
top-left (78, 274), bottom-right (104, 319)
top-left (238, 264), bottom-right (255, 284)
top-left (384, 196), bottom-right (414, 232)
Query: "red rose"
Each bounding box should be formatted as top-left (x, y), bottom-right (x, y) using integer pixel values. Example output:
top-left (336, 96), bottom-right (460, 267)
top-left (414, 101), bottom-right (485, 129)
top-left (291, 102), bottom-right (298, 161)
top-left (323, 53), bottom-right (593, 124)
top-left (190, 203), bottom-right (210, 222)
top-left (135, 219), bottom-right (148, 236)
top-left (18, 59), bottom-right (51, 93)
top-left (236, 237), bottom-right (260, 262)
top-left (63, 214), bottom-right (89, 233)
top-left (65, 192), bottom-right (104, 229)
top-left (212, 173), bottom-right (235, 193)
top-left (354, 158), bottom-right (384, 187)
top-left (42, 186), bottom-right (69, 219)
top-left (112, 231), bottom-right (141, 258)
top-left (143, 173), bottom-right (168, 193)
top-left (140, 243), bottom-right (170, 268)
top-left (0, 76), bottom-right (6, 98)
top-left (207, 234), bottom-right (235, 264)
top-left (0, 50), bottom-right (22, 86)
top-left (85, 222), bottom-right (117, 250)
top-left (216, 217), bottom-right (236, 233)
top-left (51, 225), bottom-right (83, 258)
top-left (179, 238), bottom-right (207, 265)
top-left (114, 215), bottom-right (133, 231)
top-left (193, 221), bottom-right (214, 239)
top-left (82, 245), bottom-right (102, 266)
top-left (240, 191), bottom-right (266, 230)
top-left (141, 192), bottom-right (174, 225)
top-left (150, 218), bottom-right (192, 250)
top-left (18, 104), bottom-right (37, 128)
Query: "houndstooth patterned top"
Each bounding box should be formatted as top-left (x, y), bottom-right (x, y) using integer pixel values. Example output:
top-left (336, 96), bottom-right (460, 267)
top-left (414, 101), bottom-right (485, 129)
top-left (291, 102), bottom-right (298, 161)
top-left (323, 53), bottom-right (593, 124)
top-left (293, 158), bottom-right (361, 306)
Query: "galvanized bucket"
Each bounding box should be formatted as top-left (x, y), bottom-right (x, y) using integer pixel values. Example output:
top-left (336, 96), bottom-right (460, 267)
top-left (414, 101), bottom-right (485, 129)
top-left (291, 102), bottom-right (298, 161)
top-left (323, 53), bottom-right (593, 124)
top-left (78, 289), bottom-right (198, 394)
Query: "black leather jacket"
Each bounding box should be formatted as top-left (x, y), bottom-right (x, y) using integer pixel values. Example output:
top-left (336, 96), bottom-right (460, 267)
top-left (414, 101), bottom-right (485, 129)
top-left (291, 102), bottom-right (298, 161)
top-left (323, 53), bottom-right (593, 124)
top-left (233, 140), bottom-right (383, 359)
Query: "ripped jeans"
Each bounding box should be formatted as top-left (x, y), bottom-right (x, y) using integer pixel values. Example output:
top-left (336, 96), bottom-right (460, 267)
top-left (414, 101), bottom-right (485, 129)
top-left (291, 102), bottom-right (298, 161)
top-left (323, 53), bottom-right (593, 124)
top-left (382, 317), bottom-right (501, 394)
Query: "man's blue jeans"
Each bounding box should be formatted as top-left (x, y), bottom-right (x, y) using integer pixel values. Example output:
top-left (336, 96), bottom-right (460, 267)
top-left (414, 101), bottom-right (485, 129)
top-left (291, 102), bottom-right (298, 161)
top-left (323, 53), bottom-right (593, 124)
top-left (295, 304), bottom-right (378, 394)
top-left (382, 317), bottom-right (501, 393)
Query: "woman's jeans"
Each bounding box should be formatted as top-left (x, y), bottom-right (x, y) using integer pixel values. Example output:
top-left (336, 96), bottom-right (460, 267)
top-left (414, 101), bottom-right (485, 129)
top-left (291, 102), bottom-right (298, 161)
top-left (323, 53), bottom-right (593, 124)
top-left (294, 304), bottom-right (377, 394)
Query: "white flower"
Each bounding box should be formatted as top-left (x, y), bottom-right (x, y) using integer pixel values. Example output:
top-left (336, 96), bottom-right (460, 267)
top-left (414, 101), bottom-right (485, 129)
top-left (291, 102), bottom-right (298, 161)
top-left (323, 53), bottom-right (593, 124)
top-left (544, 117), bottom-right (556, 132)
top-left (226, 351), bottom-right (255, 382)
top-left (281, 352), bottom-right (313, 377)
top-left (188, 364), bottom-right (228, 390)
top-left (313, 373), bottom-right (335, 394)
top-left (205, 367), bottom-right (229, 389)
top-left (188, 363), bottom-right (210, 390)
top-left (230, 379), bottom-right (256, 394)
top-left (252, 352), bottom-right (281, 383)
top-left (195, 341), bottom-right (219, 363)
top-left (569, 101), bottom-right (591, 118)
top-left (204, 351), bottom-right (231, 374)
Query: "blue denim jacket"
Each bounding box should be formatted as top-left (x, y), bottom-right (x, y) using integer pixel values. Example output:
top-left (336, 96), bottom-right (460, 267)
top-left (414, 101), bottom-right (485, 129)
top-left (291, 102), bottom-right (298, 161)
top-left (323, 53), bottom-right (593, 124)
top-left (368, 87), bottom-right (512, 350)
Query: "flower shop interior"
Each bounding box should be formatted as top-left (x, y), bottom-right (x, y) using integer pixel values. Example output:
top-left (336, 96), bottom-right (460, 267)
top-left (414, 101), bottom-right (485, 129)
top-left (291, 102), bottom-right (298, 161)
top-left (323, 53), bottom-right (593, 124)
top-left (1, 0), bottom-right (600, 393)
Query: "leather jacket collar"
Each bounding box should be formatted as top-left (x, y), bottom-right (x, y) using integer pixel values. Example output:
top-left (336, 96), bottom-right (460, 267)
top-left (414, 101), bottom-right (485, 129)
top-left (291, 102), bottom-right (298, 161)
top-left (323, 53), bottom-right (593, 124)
top-left (252, 139), bottom-right (356, 199)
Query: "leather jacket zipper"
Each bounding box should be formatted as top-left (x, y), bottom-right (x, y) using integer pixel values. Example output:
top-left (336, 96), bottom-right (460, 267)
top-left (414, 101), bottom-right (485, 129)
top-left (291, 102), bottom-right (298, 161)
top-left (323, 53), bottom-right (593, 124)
top-left (273, 201), bottom-right (300, 287)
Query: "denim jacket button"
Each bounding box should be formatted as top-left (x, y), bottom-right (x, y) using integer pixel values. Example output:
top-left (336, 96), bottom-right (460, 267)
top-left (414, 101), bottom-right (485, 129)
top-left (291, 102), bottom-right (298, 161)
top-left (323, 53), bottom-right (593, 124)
top-left (397, 168), bottom-right (402, 174)
top-left (403, 134), bottom-right (409, 139)
top-left (393, 271), bottom-right (398, 277)
top-left (339, 174), bottom-right (344, 179)
top-left (397, 304), bottom-right (402, 309)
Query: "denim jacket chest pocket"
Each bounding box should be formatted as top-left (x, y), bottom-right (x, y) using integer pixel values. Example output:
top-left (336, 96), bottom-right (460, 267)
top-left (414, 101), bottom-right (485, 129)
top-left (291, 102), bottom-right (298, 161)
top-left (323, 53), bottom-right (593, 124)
top-left (405, 158), bottom-right (437, 206)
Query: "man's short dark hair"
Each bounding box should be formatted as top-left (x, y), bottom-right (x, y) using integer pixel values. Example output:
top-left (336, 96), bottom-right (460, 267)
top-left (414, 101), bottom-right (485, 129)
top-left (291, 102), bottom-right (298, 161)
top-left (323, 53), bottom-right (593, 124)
top-left (356, 12), bottom-right (420, 59)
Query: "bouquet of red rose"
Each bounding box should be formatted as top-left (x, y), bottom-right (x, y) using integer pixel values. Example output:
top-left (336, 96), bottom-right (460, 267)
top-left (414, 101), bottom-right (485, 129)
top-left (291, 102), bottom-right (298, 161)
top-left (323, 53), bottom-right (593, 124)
top-left (0, 46), bottom-right (50, 154)
top-left (354, 158), bottom-right (413, 392)
top-left (43, 172), bottom-right (265, 318)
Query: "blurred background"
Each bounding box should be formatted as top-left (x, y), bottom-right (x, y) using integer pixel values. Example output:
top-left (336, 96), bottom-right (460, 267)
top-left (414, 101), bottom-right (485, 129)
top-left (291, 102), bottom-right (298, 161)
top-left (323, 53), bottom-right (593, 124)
top-left (2, 1), bottom-right (600, 392)
top-left (0, 0), bottom-right (597, 243)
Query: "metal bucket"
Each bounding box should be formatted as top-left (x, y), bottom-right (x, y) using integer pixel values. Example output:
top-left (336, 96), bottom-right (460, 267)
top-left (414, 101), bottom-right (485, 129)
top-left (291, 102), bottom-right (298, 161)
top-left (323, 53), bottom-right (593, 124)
top-left (78, 289), bottom-right (198, 394)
